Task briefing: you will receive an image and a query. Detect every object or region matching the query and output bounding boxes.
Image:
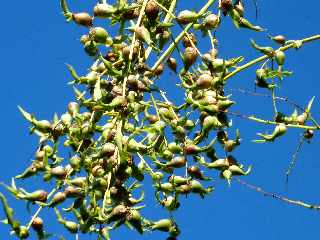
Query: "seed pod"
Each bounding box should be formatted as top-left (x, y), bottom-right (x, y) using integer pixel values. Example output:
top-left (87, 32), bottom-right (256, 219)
top-left (183, 144), bottom-right (202, 155)
top-left (159, 107), bottom-right (175, 120)
top-left (110, 204), bottom-right (128, 220)
top-left (126, 209), bottom-right (143, 234)
top-left (93, 3), bottom-right (116, 18)
top-left (177, 10), bottom-right (198, 24)
top-left (166, 156), bottom-right (186, 168)
top-left (90, 27), bottom-right (112, 45)
top-left (151, 219), bottom-right (173, 232)
top-left (50, 166), bottom-right (67, 179)
top-left (100, 143), bottom-right (116, 157)
top-left (84, 41), bottom-right (98, 56)
top-left (31, 217), bottom-right (43, 232)
top-left (167, 57), bottom-right (177, 72)
top-left (67, 102), bottom-right (79, 116)
top-left (176, 183), bottom-right (192, 194)
top-left (69, 155), bottom-right (81, 170)
top-left (296, 112), bottom-right (308, 125)
top-left (61, 113), bottom-right (72, 127)
top-left (72, 12), bottom-right (92, 27)
top-left (15, 165), bottom-right (38, 179)
top-left (92, 165), bottom-right (105, 177)
top-left (64, 221), bottom-right (78, 233)
top-left (304, 129), bottom-right (314, 139)
top-left (182, 33), bottom-right (197, 48)
top-left (122, 7), bottom-right (139, 20)
top-left (108, 96), bottom-right (127, 108)
top-left (134, 26), bottom-right (153, 45)
top-left (33, 120), bottom-right (52, 133)
top-left (256, 123), bottom-right (287, 142)
top-left (275, 51), bottom-right (285, 66)
top-left (151, 171), bottom-right (164, 181)
top-left (161, 196), bottom-right (180, 211)
top-left (69, 177), bottom-right (86, 188)
top-left (122, 45), bottom-right (138, 60)
top-left (229, 165), bottom-right (251, 176)
top-left (204, 158), bottom-right (229, 170)
top-left (218, 99), bottom-right (235, 111)
top-left (80, 34), bottom-right (90, 44)
top-left (203, 14), bottom-right (219, 29)
top-left (65, 186), bottom-right (82, 198)
top-left (196, 73), bottom-right (213, 89)
top-left (168, 142), bottom-right (182, 154)
top-left (184, 119), bottom-right (195, 130)
top-left (238, 17), bottom-right (263, 31)
top-left (202, 115), bottom-right (223, 133)
top-left (145, 0), bottom-right (159, 20)
top-left (48, 192), bottom-right (66, 207)
top-left (168, 175), bottom-right (189, 185)
top-left (271, 35), bottom-right (286, 45)
top-left (19, 190), bottom-right (48, 202)
top-left (154, 182), bottom-right (174, 193)
top-left (183, 47), bottom-right (198, 68)
top-left (190, 180), bottom-right (213, 195)
top-left (147, 114), bottom-right (159, 124)
top-left (187, 166), bottom-right (209, 180)
top-left (153, 63), bottom-right (164, 76)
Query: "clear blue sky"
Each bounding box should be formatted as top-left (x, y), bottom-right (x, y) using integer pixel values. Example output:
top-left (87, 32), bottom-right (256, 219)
top-left (1, 1), bottom-right (320, 239)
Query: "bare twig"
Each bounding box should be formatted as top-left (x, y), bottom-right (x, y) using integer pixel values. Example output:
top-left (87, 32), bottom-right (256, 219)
top-left (236, 178), bottom-right (320, 210)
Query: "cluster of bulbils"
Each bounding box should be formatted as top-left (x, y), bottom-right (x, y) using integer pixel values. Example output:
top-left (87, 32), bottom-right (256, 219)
top-left (1, 0), bottom-right (313, 239)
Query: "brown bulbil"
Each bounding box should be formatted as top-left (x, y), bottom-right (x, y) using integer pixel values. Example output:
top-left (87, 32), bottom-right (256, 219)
top-left (183, 145), bottom-right (198, 155)
top-left (112, 204), bottom-right (128, 217)
top-left (147, 114), bottom-right (159, 124)
top-left (183, 47), bottom-right (198, 67)
top-left (122, 45), bottom-right (138, 60)
top-left (145, 0), bottom-right (159, 20)
top-left (187, 166), bottom-right (203, 179)
top-left (304, 129), bottom-right (314, 139)
top-left (220, 0), bottom-right (233, 14)
top-left (167, 57), bottom-right (177, 72)
top-left (65, 186), bottom-right (82, 198)
top-left (105, 51), bottom-right (117, 62)
top-left (196, 73), bottom-right (213, 89)
top-left (182, 33), bottom-right (197, 48)
top-left (272, 35), bottom-right (286, 45)
top-left (153, 63), bottom-right (164, 76)
top-left (50, 166), bottom-right (67, 179)
top-left (122, 8), bottom-right (139, 20)
top-left (31, 217), bottom-right (43, 232)
top-left (101, 143), bottom-right (116, 157)
top-left (35, 150), bottom-right (45, 160)
top-left (72, 12), bottom-right (93, 27)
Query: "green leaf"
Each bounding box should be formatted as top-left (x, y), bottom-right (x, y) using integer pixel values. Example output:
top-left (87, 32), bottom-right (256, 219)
top-left (18, 106), bottom-right (33, 123)
top-left (93, 79), bottom-right (102, 101)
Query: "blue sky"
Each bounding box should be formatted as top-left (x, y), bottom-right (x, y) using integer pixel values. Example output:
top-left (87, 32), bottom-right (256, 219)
top-left (1, 1), bottom-right (320, 239)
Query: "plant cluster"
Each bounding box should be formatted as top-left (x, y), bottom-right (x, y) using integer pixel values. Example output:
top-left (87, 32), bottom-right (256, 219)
top-left (0, 0), bottom-right (319, 239)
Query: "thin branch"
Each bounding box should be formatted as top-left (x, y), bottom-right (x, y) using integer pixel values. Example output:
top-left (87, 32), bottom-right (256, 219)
top-left (151, 0), bottom-right (217, 71)
top-left (223, 35), bottom-right (320, 81)
top-left (236, 178), bottom-right (320, 210)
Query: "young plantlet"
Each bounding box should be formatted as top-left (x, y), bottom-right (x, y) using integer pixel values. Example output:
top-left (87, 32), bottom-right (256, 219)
top-left (250, 39), bottom-right (274, 56)
top-left (187, 166), bottom-right (211, 180)
top-left (254, 124), bottom-right (287, 142)
top-left (94, 3), bottom-right (116, 18)
top-left (176, 10), bottom-right (199, 24)
top-left (270, 35), bottom-right (286, 45)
